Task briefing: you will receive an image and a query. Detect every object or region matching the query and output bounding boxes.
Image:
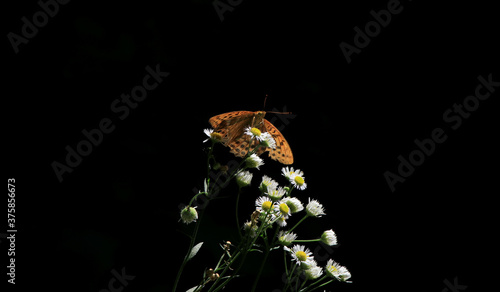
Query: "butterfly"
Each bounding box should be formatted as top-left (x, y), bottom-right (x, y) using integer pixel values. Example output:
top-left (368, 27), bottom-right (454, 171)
top-left (209, 111), bottom-right (294, 165)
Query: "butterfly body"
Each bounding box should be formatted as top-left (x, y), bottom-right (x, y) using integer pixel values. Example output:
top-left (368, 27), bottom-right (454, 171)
top-left (209, 111), bottom-right (293, 165)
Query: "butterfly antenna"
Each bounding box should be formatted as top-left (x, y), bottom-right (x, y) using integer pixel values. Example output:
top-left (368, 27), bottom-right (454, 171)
top-left (263, 94), bottom-right (268, 110)
top-left (263, 94), bottom-right (292, 114)
top-left (267, 110), bottom-right (293, 115)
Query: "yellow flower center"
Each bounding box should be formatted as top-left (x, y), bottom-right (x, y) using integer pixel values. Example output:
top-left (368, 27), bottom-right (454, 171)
top-left (329, 265), bottom-right (338, 272)
top-left (294, 176), bottom-right (304, 185)
top-left (262, 201), bottom-right (273, 211)
top-left (250, 127), bottom-right (261, 136)
top-left (296, 251), bottom-right (308, 262)
top-left (210, 132), bottom-right (222, 141)
top-left (279, 203), bottom-right (290, 214)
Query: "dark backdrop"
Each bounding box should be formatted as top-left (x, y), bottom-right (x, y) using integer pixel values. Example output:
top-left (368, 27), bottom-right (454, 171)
top-left (4, 1), bottom-right (499, 292)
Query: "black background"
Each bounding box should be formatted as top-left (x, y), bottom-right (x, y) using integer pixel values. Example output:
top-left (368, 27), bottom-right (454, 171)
top-left (3, 0), bottom-right (499, 292)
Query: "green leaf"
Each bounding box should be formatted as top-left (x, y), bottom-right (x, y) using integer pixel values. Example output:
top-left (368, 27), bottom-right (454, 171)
top-left (186, 286), bottom-right (200, 292)
top-left (187, 242), bottom-right (203, 261)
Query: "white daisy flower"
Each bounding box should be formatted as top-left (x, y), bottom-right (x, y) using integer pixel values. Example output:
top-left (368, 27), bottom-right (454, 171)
top-left (203, 128), bottom-right (213, 143)
top-left (236, 170), bottom-right (253, 188)
top-left (244, 126), bottom-right (264, 141)
top-left (260, 132), bottom-right (276, 149)
top-left (277, 231), bottom-right (297, 246)
top-left (325, 259), bottom-right (351, 282)
top-left (259, 175), bottom-right (278, 193)
top-left (282, 167), bottom-right (307, 190)
top-left (180, 206), bottom-right (198, 224)
top-left (245, 153), bottom-right (264, 169)
top-left (267, 186), bottom-right (286, 201)
top-left (282, 167), bottom-right (304, 181)
top-left (321, 229), bottom-right (338, 246)
top-left (255, 196), bottom-right (275, 213)
top-left (306, 198), bottom-right (326, 217)
top-left (291, 168), bottom-right (305, 179)
top-left (276, 216), bottom-right (287, 227)
top-left (291, 173), bottom-right (307, 190)
top-left (276, 201), bottom-right (291, 219)
top-left (203, 128), bottom-right (222, 143)
top-left (304, 265), bottom-right (323, 280)
top-left (281, 197), bottom-right (304, 213)
top-left (301, 257), bottom-right (318, 270)
top-left (284, 245), bottom-right (314, 266)
top-left (281, 166), bottom-right (296, 181)
top-left (337, 266), bottom-right (352, 282)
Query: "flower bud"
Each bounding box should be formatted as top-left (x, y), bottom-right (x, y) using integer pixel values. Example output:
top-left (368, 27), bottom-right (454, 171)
top-left (180, 206), bottom-right (198, 224)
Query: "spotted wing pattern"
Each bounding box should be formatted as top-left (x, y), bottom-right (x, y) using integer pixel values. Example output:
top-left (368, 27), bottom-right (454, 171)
top-left (262, 119), bottom-right (294, 164)
top-left (208, 111), bottom-right (293, 165)
top-left (209, 111), bottom-right (255, 145)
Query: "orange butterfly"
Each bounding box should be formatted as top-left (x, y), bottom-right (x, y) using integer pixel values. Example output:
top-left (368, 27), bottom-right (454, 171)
top-left (209, 111), bottom-right (294, 165)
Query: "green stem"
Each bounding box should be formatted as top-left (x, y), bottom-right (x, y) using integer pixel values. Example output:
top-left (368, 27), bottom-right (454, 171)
top-left (214, 248), bottom-right (228, 272)
top-left (209, 162), bottom-right (246, 198)
top-left (251, 223), bottom-right (279, 292)
top-left (294, 271), bottom-right (301, 292)
top-left (283, 248), bottom-right (289, 276)
top-left (210, 215), bottom-right (270, 292)
top-left (184, 145), bottom-right (272, 292)
top-left (172, 208), bottom-right (205, 292)
top-left (193, 275), bottom-right (207, 292)
top-left (250, 246), bottom-right (270, 292)
top-left (306, 275), bottom-right (328, 289)
top-left (305, 278), bottom-right (334, 292)
top-left (292, 239), bottom-right (321, 243)
top-left (235, 187), bottom-right (243, 239)
top-left (174, 142), bottom-right (215, 292)
top-left (208, 250), bottom-right (242, 292)
top-left (287, 182), bottom-right (293, 196)
top-left (188, 192), bottom-right (207, 207)
top-left (287, 214), bottom-right (309, 233)
top-left (283, 263), bottom-right (298, 292)
top-left (208, 233), bottom-right (252, 292)
top-left (206, 142), bottom-right (215, 177)
top-left (299, 278), bottom-right (308, 291)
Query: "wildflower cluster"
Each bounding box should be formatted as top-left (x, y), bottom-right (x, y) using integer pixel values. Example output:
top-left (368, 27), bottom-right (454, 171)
top-left (246, 167), bottom-right (351, 291)
top-left (173, 125), bottom-right (351, 292)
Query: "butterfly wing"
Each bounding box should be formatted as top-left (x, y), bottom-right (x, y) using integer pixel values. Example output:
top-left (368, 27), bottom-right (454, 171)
top-left (209, 111), bottom-right (254, 129)
top-left (209, 111), bottom-right (253, 143)
top-left (208, 111), bottom-right (293, 164)
top-left (261, 119), bottom-right (294, 165)
top-left (227, 135), bottom-right (261, 158)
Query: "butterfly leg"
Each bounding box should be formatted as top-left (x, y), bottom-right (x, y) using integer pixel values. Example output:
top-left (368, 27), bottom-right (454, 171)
top-left (250, 115), bottom-right (257, 127)
top-left (250, 114), bottom-right (264, 128)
